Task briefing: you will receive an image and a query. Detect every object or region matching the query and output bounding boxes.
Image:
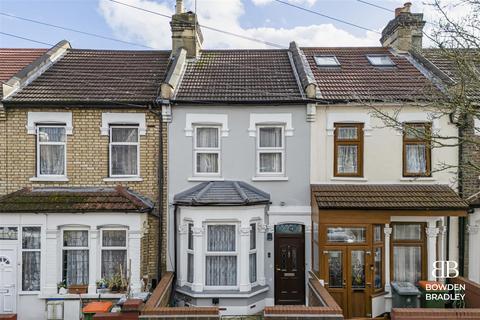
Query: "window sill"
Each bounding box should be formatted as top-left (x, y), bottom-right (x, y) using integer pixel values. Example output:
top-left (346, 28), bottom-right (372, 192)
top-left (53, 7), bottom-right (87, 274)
top-left (251, 176), bottom-right (288, 181)
top-left (29, 176), bottom-right (69, 182)
top-left (330, 177), bottom-right (367, 182)
top-left (399, 177), bottom-right (436, 181)
top-left (188, 177), bottom-right (224, 182)
top-left (19, 291), bottom-right (40, 296)
top-left (176, 284), bottom-right (269, 298)
top-left (40, 293), bottom-right (126, 300)
top-left (103, 177), bottom-right (143, 182)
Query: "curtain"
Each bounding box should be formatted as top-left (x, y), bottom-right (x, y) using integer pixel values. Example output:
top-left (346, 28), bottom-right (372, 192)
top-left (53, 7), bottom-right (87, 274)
top-left (259, 127), bottom-right (282, 148)
top-left (205, 256), bottom-right (237, 286)
top-left (337, 127), bottom-right (357, 140)
top-left (102, 250), bottom-right (127, 279)
top-left (337, 145), bottom-right (357, 173)
top-left (111, 127), bottom-right (138, 176)
top-left (196, 153), bottom-right (218, 173)
top-left (250, 224), bottom-right (256, 250)
top-left (394, 224), bottom-right (421, 240)
top-left (39, 127), bottom-right (65, 142)
top-left (259, 153), bottom-right (282, 173)
top-left (187, 253), bottom-right (194, 283)
top-left (64, 250), bottom-right (89, 285)
top-left (102, 230), bottom-right (126, 247)
top-left (406, 144), bottom-right (426, 174)
top-left (196, 128), bottom-right (219, 148)
top-left (393, 246), bottom-right (422, 283)
top-left (22, 252), bottom-right (40, 291)
top-left (40, 145), bottom-right (65, 175)
top-left (111, 127), bottom-right (138, 143)
top-left (207, 225), bottom-right (235, 251)
top-left (22, 227), bottom-right (41, 249)
top-left (249, 253), bottom-right (257, 283)
top-left (374, 247), bottom-right (382, 289)
top-left (63, 231), bottom-right (88, 247)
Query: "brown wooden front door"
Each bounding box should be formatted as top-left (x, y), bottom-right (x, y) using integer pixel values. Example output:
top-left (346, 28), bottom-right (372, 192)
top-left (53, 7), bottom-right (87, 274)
top-left (274, 224), bottom-right (305, 305)
top-left (323, 246), bottom-right (371, 318)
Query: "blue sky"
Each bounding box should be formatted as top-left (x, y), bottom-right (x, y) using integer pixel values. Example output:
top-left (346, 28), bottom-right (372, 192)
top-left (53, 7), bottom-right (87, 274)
top-left (0, 0), bottom-right (448, 49)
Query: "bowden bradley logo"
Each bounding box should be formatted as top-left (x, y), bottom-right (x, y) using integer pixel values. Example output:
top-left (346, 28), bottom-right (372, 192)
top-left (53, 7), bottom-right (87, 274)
top-left (432, 260), bottom-right (459, 279)
top-left (426, 261), bottom-right (465, 303)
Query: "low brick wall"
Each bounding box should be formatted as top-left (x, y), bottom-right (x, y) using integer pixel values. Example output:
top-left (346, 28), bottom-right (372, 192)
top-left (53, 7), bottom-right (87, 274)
top-left (450, 276), bottom-right (480, 308)
top-left (144, 272), bottom-right (174, 309)
top-left (391, 308), bottom-right (480, 319)
top-left (0, 315), bottom-right (17, 320)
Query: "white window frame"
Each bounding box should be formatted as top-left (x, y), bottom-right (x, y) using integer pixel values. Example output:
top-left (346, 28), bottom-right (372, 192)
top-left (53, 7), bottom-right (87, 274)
top-left (61, 228), bottom-right (90, 286)
top-left (314, 55), bottom-right (340, 67)
top-left (100, 228), bottom-right (128, 279)
top-left (256, 125), bottom-right (285, 176)
top-left (186, 223), bottom-right (194, 284)
top-left (36, 125), bottom-right (67, 179)
top-left (109, 125), bottom-right (140, 178)
top-left (249, 222), bottom-right (258, 286)
top-left (193, 125), bottom-right (221, 177)
top-left (20, 226), bottom-right (41, 293)
top-left (204, 223), bottom-right (238, 290)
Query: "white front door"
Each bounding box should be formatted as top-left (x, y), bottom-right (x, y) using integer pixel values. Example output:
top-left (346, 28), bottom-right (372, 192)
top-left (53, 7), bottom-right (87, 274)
top-left (0, 245), bottom-right (17, 314)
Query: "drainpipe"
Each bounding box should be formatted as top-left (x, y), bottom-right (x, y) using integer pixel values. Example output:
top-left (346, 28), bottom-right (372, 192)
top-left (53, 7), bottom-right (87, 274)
top-left (172, 204), bottom-right (179, 305)
top-left (458, 117), bottom-right (465, 276)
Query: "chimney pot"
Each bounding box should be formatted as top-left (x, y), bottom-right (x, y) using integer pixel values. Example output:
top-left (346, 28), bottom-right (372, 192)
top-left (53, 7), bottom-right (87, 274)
top-left (404, 2), bottom-right (412, 12)
top-left (176, 0), bottom-right (184, 14)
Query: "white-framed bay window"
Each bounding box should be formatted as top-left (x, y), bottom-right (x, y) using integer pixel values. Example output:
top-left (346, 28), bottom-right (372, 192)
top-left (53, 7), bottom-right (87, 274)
top-left (101, 229), bottom-right (127, 279)
top-left (249, 223), bottom-right (257, 284)
top-left (205, 224), bottom-right (237, 289)
top-left (194, 126), bottom-right (221, 176)
top-left (109, 126), bottom-right (140, 177)
top-left (256, 125), bottom-right (285, 176)
top-left (36, 125), bottom-right (67, 178)
top-left (21, 226), bottom-right (41, 292)
top-left (62, 229), bottom-right (89, 286)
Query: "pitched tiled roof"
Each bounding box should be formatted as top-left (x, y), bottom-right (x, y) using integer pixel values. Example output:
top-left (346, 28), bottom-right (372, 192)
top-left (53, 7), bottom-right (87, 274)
top-left (8, 49), bottom-right (171, 104)
top-left (174, 181), bottom-right (270, 206)
top-left (0, 186), bottom-right (154, 213)
top-left (0, 48), bottom-right (47, 97)
top-left (175, 50), bottom-right (304, 103)
top-left (311, 184), bottom-right (467, 210)
top-left (301, 47), bottom-right (436, 102)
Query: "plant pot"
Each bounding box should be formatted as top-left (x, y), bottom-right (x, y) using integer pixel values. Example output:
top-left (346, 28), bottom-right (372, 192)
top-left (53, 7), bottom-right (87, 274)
top-left (97, 288), bottom-right (111, 294)
top-left (68, 284), bottom-right (88, 294)
top-left (58, 287), bottom-right (68, 295)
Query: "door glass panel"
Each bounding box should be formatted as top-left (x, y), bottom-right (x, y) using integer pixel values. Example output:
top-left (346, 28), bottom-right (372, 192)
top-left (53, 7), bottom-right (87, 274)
top-left (351, 250), bottom-right (366, 288)
top-left (374, 225), bottom-right (382, 242)
top-left (275, 224), bottom-right (303, 234)
top-left (291, 247), bottom-right (297, 271)
top-left (328, 251), bottom-right (343, 288)
top-left (327, 227), bottom-right (366, 243)
top-left (280, 247), bottom-right (287, 270)
top-left (374, 247), bottom-right (382, 289)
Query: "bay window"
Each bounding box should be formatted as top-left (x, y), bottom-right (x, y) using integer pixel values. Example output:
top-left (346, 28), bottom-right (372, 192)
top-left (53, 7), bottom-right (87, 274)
top-left (22, 227), bottom-right (41, 291)
top-left (392, 223), bottom-right (425, 284)
top-left (257, 126), bottom-right (284, 175)
top-left (403, 123), bottom-right (431, 177)
top-left (205, 225), bottom-right (237, 287)
top-left (194, 126), bottom-right (220, 175)
top-left (110, 126), bottom-right (139, 177)
top-left (37, 126), bottom-right (66, 177)
top-left (334, 123), bottom-right (363, 177)
top-left (62, 230), bottom-right (89, 286)
top-left (101, 229), bottom-right (127, 279)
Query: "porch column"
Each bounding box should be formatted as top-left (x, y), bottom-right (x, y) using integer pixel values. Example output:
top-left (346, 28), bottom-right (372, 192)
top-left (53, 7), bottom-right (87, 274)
top-left (426, 222), bottom-right (439, 281)
top-left (257, 223), bottom-right (267, 286)
top-left (128, 230), bottom-right (142, 293)
top-left (438, 224), bottom-right (447, 268)
top-left (384, 224), bottom-right (392, 294)
top-left (239, 224), bottom-right (252, 292)
top-left (467, 223), bottom-right (480, 283)
top-left (177, 223), bottom-right (189, 287)
top-left (88, 229), bottom-right (99, 294)
top-left (191, 222), bottom-right (204, 292)
top-left (44, 229), bottom-right (59, 295)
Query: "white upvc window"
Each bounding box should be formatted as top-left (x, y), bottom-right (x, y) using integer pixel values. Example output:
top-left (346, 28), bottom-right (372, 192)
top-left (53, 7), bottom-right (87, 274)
top-left (109, 126), bottom-right (140, 177)
top-left (249, 223), bottom-right (257, 284)
top-left (36, 125), bottom-right (67, 177)
top-left (21, 226), bottom-right (41, 292)
top-left (205, 224), bottom-right (238, 289)
top-left (62, 229), bottom-right (89, 286)
top-left (186, 223), bottom-right (194, 284)
top-left (256, 125), bottom-right (285, 176)
top-left (100, 229), bottom-right (128, 280)
top-left (194, 126), bottom-right (221, 176)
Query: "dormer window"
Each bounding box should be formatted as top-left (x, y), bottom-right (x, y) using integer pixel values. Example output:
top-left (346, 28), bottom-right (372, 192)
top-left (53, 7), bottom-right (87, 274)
top-left (366, 55), bottom-right (395, 67)
top-left (314, 55), bottom-right (340, 67)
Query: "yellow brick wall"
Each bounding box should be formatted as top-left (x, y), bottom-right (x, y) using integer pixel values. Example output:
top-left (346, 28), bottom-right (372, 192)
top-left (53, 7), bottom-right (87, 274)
top-left (0, 107), bottom-right (168, 281)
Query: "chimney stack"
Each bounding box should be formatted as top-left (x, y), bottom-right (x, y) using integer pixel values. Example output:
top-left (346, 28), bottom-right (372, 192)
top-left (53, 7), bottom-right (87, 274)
top-left (171, 0), bottom-right (203, 59)
top-left (380, 2), bottom-right (425, 52)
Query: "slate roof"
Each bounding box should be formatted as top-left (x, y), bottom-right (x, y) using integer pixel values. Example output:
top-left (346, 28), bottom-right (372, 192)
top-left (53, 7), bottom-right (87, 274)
top-left (311, 184), bottom-right (468, 210)
top-left (174, 50), bottom-right (305, 103)
top-left (0, 48), bottom-right (47, 96)
top-left (301, 47), bottom-right (436, 102)
top-left (7, 49), bottom-right (171, 104)
top-left (174, 181), bottom-right (270, 206)
top-left (0, 186), bottom-right (154, 213)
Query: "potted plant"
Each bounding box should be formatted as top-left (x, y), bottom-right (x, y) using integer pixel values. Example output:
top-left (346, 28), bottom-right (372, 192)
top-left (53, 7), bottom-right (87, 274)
top-left (67, 283), bottom-right (88, 294)
top-left (96, 278), bottom-right (110, 294)
top-left (108, 273), bottom-right (126, 293)
top-left (57, 280), bottom-right (67, 294)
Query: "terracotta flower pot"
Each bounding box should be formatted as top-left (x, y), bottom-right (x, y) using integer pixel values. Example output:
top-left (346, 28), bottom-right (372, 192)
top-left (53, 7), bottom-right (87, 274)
top-left (68, 284), bottom-right (88, 294)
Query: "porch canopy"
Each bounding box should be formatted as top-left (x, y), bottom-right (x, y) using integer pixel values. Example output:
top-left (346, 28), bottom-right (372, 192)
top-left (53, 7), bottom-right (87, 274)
top-left (0, 186), bottom-right (154, 213)
top-left (174, 180), bottom-right (270, 206)
top-left (311, 184), bottom-right (467, 223)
